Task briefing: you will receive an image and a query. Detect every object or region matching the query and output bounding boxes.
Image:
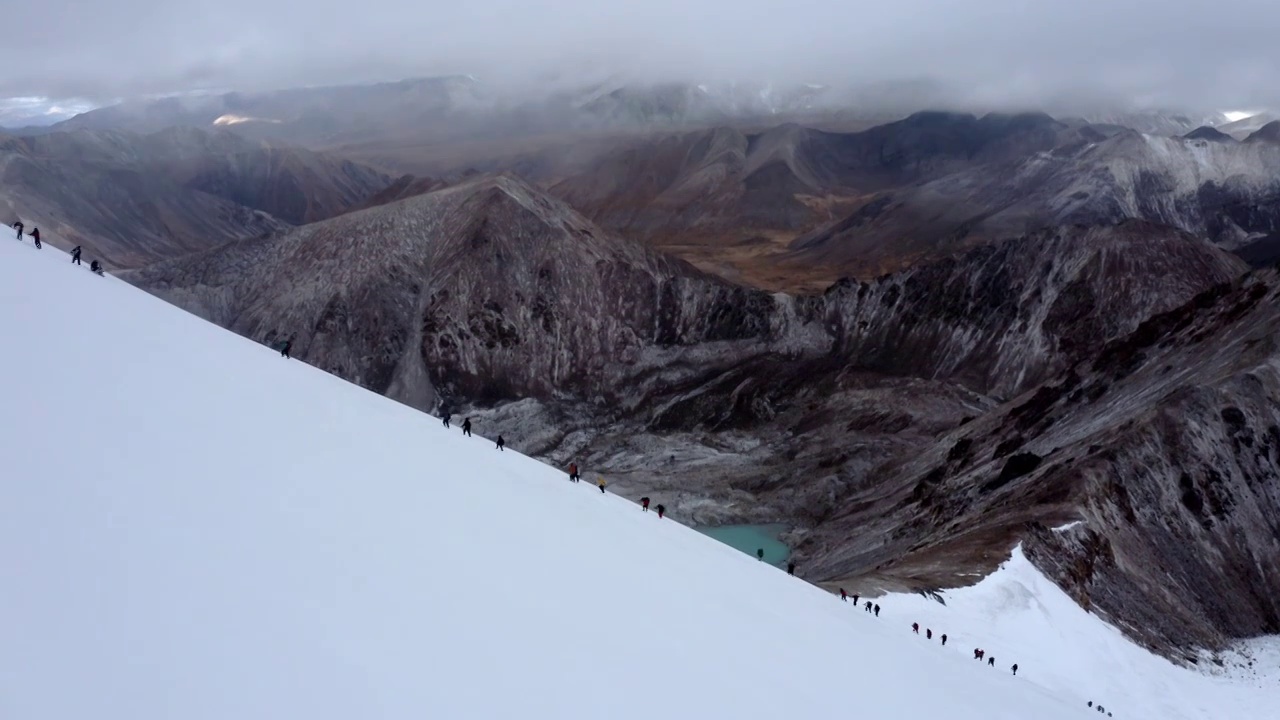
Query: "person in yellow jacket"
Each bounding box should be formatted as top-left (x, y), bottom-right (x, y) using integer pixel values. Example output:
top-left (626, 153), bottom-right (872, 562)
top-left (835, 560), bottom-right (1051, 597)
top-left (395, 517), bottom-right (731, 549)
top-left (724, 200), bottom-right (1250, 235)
top-left (597, 477), bottom-right (607, 494)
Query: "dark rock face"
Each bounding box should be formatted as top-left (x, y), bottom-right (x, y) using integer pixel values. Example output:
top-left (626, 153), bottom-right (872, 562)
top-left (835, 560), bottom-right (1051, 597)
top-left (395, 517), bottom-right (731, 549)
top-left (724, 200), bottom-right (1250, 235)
top-left (818, 221), bottom-right (1246, 398)
top-left (802, 271), bottom-right (1280, 657)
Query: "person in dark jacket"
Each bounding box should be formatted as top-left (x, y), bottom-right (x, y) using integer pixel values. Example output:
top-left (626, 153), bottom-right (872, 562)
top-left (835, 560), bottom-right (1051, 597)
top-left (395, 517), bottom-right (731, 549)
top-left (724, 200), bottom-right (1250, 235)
top-left (1011, 663), bottom-right (1018, 676)
top-left (442, 413), bottom-right (451, 428)
top-left (941, 633), bottom-right (947, 646)
top-left (756, 548), bottom-right (764, 561)
top-left (30, 227), bottom-right (40, 248)
top-left (90, 259), bottom-right (104, 275)
top-left (495, 435), bottom-right (505, 451)
top-left (70, 246), bottom-right (82, 265)
top-left (852, 593), bottom-right (859, 605)
top-left (786, 562), bottom-right (796, 576)
top-left (864, 601), bottom-right (872, 613)
top-left (655, 504), bottom-right (665, 519)
top-left (926, 628), bottom-right (932, 640)
top-left (912, 623), bottom-right (919, 634)
top-left (987, 656), bottom-right (995, 667)
top-left (874, 604), bottom-right (880, 616)
top-left (280, 339), bottom-right (292, 359)
top-left (640, 497), bottom-right (650, 511)
top-left (462, 418), bottom-right (472, 437)
top-left (13, 221), bottom-right (23, 239)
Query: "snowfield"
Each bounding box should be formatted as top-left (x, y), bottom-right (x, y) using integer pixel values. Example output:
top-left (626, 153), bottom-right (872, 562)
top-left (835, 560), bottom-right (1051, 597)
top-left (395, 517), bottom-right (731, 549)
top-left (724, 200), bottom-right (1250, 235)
top-left (1, 239), bottom-right (1275, 719)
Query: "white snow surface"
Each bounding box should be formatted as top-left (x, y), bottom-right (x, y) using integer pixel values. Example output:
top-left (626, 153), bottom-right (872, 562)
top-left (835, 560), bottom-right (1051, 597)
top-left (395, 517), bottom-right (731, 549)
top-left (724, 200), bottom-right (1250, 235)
top-left (1, 240), bottom-right (1276, 719)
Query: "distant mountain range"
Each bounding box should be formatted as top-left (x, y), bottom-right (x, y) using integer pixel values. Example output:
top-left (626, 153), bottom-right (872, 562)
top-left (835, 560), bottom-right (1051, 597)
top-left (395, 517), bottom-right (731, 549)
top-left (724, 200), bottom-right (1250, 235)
top-left (0, 127), bottom-right (388, 268)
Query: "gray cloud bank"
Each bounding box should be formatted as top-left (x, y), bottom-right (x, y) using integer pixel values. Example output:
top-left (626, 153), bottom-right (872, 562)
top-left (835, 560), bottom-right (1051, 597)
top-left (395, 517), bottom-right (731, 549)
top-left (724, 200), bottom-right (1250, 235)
top-left (4, 0), bottom-right (1279, 112)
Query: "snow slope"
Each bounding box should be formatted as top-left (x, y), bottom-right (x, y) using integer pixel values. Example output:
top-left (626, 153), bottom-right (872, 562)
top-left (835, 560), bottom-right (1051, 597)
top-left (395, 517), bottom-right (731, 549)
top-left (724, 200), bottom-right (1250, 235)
top-left (0, 240), bottom-right (1273, 719)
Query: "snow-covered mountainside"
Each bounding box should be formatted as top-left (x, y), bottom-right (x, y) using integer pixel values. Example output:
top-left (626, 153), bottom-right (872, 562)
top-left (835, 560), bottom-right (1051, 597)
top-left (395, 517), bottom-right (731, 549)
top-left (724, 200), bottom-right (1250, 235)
top-left (3, 225), bottom-right (1276, 719)
top-left (124, 174), bottom-right (1261, 658)
top-left (0, 126), bottom-right (388, 268)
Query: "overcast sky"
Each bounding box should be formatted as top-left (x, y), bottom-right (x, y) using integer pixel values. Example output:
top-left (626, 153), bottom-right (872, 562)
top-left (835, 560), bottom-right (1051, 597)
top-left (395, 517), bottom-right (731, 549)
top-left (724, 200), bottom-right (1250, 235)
top-left (4, 0), bottom-right (1279, 113)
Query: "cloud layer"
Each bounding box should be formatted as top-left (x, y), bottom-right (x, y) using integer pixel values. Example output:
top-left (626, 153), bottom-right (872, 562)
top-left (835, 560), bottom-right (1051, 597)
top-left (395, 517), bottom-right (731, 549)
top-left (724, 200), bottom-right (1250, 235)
top-left (5, 0), bottom-right (1278, 111)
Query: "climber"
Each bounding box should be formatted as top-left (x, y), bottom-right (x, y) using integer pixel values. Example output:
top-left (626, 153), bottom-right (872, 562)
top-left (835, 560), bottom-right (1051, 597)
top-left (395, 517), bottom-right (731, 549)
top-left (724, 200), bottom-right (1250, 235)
top-left (568, 462), bottom-right (580, 482)
top-left (1011, 663), bottom-right (1018, 676)
top-left (70, 246), bottom-right (82, 265)
top-left (941, 633), bottom-right (947, 646)
top-left (926, 628), bottom-right (932, 640)
top-left (442, 413), bottom-right (451, 428)
top-left (987, 656), bottom-right (995, 667)
top-left (280, 339), bottom-right (292, 359)
top-left (597, 477), bottom-right (607, 494)
top-left (912, 623), bottom-right (919, 634)
top-left (787, 562), bottom-right (796, 576)
top-left (90, 260), bottom-right (103, 275)
top-left (29, 227), bottom-right (40, 248)
top-left (864, 601), bottom-right (872, 613)
top-left (874, 604), bottom-right (880, 616)
top-left (851, 593), bottom-right (859, 605)
top-left (840, 588), bottom-right (847, 601)
top-left (656, 504), bottom-right (665, 518)
top-left (757, 548), bottom-right (765, 561)
top-left (975, 649), bottom-right (981, 660)
top-left (495, 435), bottom-right (505, 451)
top-left (12, 221), bottom-right (22, 239)
top-left (641, 497), bottom-right (650, 511)
top-left (462, 418), bottom-right (472, 437)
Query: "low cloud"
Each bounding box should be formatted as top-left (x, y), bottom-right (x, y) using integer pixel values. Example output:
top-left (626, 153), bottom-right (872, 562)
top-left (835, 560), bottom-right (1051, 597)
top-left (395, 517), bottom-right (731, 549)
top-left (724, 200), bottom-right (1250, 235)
top-left (4, 0), bottom-right (1278, 113)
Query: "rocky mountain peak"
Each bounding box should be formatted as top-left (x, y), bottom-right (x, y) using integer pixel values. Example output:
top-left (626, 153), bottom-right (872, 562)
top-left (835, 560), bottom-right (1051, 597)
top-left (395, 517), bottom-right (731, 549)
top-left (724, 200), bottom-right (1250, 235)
top-left (1182, 126), bottom-right (1236, 143)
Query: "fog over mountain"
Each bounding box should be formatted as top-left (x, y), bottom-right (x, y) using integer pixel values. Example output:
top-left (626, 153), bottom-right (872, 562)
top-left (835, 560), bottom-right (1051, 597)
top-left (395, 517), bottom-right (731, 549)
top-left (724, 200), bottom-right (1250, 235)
top-left (5, 0), bottom-right (1280, 115)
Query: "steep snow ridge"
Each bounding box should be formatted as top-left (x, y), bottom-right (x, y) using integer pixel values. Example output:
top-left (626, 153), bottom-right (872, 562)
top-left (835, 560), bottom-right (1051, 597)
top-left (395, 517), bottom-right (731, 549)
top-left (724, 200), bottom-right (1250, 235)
top-left (0, 238), bottom-right (1102, 720)
top-left (886, 546), bottom-right (1277, 718)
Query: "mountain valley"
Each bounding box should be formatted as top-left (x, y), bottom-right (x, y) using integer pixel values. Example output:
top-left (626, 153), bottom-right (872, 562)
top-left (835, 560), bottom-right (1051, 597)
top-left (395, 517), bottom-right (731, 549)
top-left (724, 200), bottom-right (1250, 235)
top-left (6, 77), bottom-right (1280, 668)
